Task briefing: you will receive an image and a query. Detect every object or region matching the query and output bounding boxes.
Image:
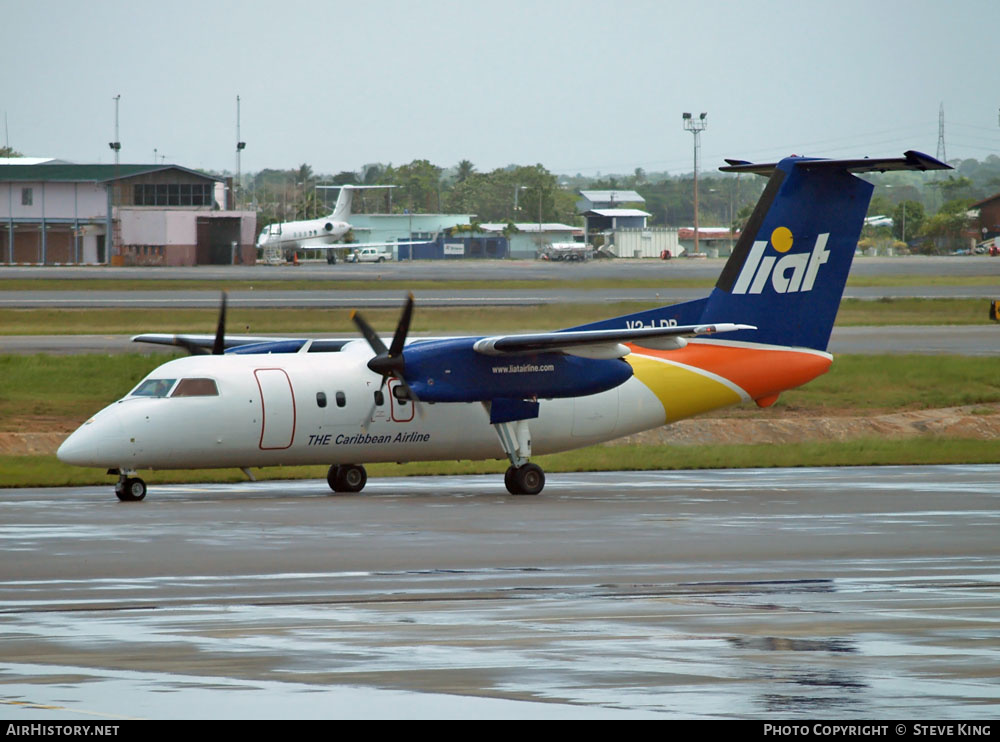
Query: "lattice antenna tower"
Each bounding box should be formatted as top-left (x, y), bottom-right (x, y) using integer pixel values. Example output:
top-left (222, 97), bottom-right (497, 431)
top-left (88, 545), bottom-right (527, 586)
top-left (936, 102), bottom-right (946, 163)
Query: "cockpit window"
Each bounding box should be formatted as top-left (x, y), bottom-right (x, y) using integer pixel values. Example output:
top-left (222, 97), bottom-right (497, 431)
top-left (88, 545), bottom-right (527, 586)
top-left (131, 378), bottom-right (177, 397)
top-left (171, 378), bottom-right (219, 397)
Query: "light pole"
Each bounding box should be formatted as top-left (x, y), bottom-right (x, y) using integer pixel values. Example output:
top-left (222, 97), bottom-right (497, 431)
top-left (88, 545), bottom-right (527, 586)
top-left (514, 185), bottom-right (526, 219)
top-left (683, 112), bottom-right (707, 254)
top-left (108, 95), bottom-right (121, 165)
top-left (236, 95), bottom-right (246, 210)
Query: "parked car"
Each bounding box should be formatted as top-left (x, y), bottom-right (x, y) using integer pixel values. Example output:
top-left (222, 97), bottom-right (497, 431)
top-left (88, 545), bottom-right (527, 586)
top-left (346, 247), bottom-right (391, 263)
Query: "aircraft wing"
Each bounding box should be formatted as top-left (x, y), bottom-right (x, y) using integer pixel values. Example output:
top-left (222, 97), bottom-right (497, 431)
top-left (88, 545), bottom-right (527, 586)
top-left (299, 240), bottom-right (434, 250)
top-left (131, 334), bottom-right (355, 354)
top-left (472, 323), bottom-right (754, 359)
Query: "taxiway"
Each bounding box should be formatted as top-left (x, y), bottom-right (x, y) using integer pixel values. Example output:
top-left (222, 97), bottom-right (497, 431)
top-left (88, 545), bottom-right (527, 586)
top-left (1, 467), bottom-right (998, 719)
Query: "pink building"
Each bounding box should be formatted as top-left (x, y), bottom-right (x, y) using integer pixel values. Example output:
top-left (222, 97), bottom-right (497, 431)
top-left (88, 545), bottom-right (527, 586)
top-left (0, 162), bottom-right (256, 265)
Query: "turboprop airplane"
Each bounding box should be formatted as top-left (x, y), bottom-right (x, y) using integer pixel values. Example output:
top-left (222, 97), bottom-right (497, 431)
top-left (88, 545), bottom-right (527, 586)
top-left (58, 150), bottom-right (949, 501)
top-left (256, 184), bottom-right (429, 260)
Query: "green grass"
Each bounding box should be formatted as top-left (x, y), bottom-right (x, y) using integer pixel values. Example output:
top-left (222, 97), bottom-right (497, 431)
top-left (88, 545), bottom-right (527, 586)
top-left (0, 298), bottom-right (996, 336)
top-left (0, 277), bottom-right (709, 292)
top-left (3, 437), bottom-right (999, 489)
top-left (835, 298), bottom-right (995, 326)
top-left (0, 354), bottom-right (166, 426)
top-left (2, 352), bottom-right (998, 431)
top-left (762, 354), bottom-right (1000, 413)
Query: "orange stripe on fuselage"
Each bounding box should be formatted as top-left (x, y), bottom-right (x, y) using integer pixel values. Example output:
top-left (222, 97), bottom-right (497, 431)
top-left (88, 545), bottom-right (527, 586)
top-left (625, 341), bottom-right (832, 422)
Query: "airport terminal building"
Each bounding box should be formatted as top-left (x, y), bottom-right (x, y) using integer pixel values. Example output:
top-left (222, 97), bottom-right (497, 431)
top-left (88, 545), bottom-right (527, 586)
top-left (0, 162), bottom-right (257, 265)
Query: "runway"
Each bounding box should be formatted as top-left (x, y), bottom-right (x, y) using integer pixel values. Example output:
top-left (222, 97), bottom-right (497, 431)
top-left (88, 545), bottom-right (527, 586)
top-left (1, 467), bottom-right (998, 719)
top-left (3, 254), bottom-right (1000, 282)
top-left (1, 255), bottom-right (999, 309)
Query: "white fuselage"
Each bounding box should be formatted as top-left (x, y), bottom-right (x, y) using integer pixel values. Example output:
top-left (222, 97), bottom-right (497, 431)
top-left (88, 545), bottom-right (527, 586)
top-left (57, 342), bottom-right (666, 472)
top-left (256, 215), bottom-right (351, 250)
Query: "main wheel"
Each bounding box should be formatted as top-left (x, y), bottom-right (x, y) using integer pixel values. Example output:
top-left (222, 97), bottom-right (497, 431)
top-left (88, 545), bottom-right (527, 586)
top-left (326, 465), bottom-right (341, 492)
top-left (116, 477), bottom-right (147, 502)
top-left (504, 466), bottom-right (518, 494)
top-left (329, 464), bottom-right (367, 493)
top-left (506, 463), bottom-right (545, 496)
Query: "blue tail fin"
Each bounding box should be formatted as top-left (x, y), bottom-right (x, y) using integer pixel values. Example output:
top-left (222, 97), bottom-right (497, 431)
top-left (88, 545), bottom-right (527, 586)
top-left (699, 157), bottom-right (869, 350)
top-left (700, 151), bottom-right (948, 350)
top-left (570, 151), bottom-right (949, 351)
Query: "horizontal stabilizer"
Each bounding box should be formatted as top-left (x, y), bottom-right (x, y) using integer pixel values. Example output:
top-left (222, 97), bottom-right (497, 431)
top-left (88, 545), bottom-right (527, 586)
top-left (720, 150), bottom-right (950, 176)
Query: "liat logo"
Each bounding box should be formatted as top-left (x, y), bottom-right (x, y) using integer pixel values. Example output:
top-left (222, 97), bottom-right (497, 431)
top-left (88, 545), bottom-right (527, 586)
top-left (731, 227), bottom-right (831, 295)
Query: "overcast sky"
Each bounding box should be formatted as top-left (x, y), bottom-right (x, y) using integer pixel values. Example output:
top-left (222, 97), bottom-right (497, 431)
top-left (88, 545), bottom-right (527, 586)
top-left (3, 0), bottom-right (998, 177)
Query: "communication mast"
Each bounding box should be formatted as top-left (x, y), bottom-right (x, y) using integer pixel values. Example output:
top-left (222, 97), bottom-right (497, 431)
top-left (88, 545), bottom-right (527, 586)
top-left (936, 103), bottom-right (946, 163)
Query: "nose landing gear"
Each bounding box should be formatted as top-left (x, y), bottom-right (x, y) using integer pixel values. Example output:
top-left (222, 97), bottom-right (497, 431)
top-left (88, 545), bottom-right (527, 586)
top-left (113, 471), bottom-right (147, 502)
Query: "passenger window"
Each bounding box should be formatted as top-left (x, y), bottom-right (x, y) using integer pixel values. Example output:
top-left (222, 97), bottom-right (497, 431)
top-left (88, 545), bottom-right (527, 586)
top-left (317, 392), bottom-right (327, 408)
top-left (335, 391), bottom-right (346, 408)
top-left (171, 378), bottom-right (219, 397)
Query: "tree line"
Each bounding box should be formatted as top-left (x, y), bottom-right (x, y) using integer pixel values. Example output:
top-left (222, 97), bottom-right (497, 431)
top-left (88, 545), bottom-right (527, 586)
top-left (6, 143), bottom-right (997, 253)
top-left (239, 153), bottom-right (1000, 253)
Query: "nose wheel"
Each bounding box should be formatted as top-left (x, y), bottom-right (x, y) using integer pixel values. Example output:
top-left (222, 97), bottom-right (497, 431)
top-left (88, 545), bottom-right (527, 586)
top-left (115, 474), bottom-right (147, 502)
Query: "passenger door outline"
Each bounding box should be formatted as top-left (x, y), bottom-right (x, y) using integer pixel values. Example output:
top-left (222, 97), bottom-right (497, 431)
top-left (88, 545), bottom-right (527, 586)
top-left (254, 368), bottom-right (296, 450)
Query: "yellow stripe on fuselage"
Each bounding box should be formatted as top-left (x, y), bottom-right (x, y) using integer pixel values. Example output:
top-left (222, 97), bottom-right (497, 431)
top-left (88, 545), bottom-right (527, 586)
top-left (626, 352), bottom-right (745, 423)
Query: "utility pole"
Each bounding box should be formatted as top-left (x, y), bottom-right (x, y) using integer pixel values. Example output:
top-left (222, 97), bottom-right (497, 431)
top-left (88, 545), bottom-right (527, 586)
top-left (683, 112), bottom-right (707, 254)
top-left (108, 95), bottom-right (121, 165)
top-left (236, 95), bottom-right (246, 210)
top-left (936, 102), bottom-right (946, 164)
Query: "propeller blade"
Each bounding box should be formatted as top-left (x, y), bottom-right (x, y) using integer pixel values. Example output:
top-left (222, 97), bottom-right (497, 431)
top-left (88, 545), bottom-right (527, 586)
top-left (212, 291), bottom-right (228, 355)
top-left (351, 294), bottom-right (422, 420)
top-left (361, 397), bottom-right (378, 433)
top-left (388, 292), bottom-right (414, 359)
top-left (351, 309), bottom-right (388, 355)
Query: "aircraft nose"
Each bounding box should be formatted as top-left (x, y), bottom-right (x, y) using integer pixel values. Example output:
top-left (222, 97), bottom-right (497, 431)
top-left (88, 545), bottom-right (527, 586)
top-left (57, 410), bottom-right (126, 467)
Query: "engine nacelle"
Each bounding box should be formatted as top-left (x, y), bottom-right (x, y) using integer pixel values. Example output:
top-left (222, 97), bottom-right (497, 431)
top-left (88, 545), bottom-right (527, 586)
top-left (400, 338), bottom-right (633, 403)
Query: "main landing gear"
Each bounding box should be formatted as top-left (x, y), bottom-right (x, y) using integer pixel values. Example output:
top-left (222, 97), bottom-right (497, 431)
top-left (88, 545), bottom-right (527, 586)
top-left (493, 417), bottom-right (546, 496)
top-left (327, 464), bottom-right (367, 493)
top-left (113, 470), bottom-right (147, 502)
top-left (504, 462), bottom-right (545, 496)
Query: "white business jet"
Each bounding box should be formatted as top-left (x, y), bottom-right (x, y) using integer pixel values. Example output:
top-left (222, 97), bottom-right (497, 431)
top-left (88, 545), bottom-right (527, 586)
top-left (256, 185), bottom-right (428, 262)
top-left (58, 151), bottom-right (950, 501)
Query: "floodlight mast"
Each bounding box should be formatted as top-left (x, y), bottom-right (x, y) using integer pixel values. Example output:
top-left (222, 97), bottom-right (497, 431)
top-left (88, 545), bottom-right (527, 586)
top-left (108, 95), bottom-right (121, 165)
top-left (236, 95), bottom-right (246, 209)
top-left (682, 111), bottom-right (707, 254)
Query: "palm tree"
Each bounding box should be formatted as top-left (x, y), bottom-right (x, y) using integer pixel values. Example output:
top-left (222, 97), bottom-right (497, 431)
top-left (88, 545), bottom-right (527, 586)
top-left (456, 159), bottom-right (475, 184)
